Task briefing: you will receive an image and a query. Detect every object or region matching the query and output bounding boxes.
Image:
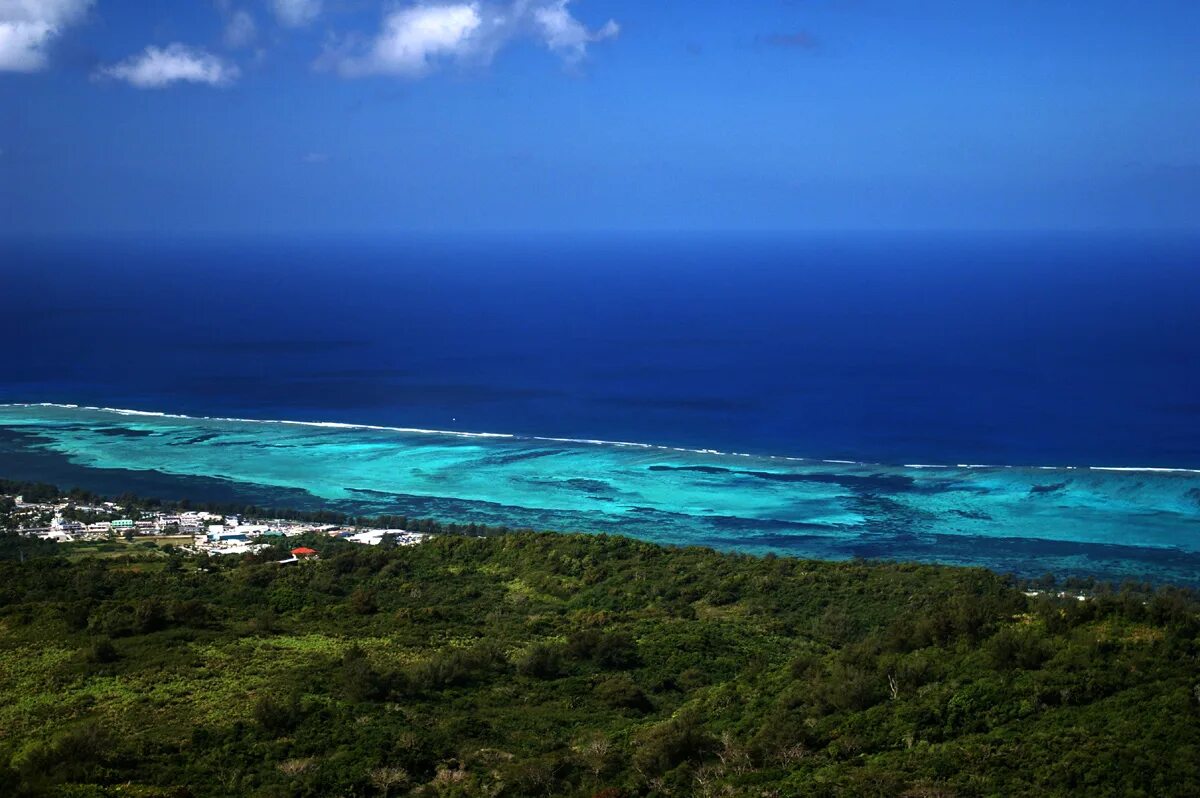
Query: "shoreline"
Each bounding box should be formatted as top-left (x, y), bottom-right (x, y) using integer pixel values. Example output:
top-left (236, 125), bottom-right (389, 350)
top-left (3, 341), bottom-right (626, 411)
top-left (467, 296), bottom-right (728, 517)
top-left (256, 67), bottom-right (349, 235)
top-left (2, 473), bottom-right (1196, 589)
top-left (4, 402), bottom-right (1200, 475)
top-left (2, 415), bottom-right (1199, 587)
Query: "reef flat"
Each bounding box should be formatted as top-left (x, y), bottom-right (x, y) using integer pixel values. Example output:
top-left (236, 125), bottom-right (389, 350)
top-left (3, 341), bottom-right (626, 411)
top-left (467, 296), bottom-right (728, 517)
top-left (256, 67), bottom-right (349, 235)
top-left (1, 404), bottom-right (1198, 584)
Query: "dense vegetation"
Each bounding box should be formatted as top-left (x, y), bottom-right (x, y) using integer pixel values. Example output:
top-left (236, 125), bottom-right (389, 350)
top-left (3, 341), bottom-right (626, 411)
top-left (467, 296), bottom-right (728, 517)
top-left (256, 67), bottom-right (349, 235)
top-left (1, 531), bottom-right (1198, 797)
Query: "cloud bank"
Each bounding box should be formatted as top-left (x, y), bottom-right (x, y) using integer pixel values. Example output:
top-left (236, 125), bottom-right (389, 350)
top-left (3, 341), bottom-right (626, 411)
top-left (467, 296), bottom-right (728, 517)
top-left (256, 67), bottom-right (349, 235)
top-left (326, 0), bottom-right (619, 79)
top-left (0, 0), bottom-right (92, 72)
top-left (95, 43), bottom-right (240, 88)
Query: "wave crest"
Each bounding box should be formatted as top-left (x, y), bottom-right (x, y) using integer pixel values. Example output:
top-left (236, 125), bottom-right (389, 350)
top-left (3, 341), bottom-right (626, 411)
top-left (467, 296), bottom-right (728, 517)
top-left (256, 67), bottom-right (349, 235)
top-left (2, 402), bottom-right (1199, 474)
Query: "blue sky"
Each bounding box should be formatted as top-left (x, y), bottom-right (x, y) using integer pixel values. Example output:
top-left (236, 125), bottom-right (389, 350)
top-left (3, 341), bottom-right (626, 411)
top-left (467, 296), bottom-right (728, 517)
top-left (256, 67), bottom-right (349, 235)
top-left (1, 0), bottom-right (1198, 235)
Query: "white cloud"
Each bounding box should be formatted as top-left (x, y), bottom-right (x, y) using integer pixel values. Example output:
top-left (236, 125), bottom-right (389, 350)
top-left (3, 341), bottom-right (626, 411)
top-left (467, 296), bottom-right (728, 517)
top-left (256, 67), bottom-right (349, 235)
top-left (94, 44), bottom-right (240, 89)
top-left (325, 0), bottom-right (619, 79)
top-left (0, 0), bottom-right (92, 72)
top-left (533, 0), bottom-right (618, 64)
top-left (272, 0), bottom-right (321, 28)
top-left (334, 3), bottom-right (482, 78)
top-left (223, 9), bottom-right (257, 49)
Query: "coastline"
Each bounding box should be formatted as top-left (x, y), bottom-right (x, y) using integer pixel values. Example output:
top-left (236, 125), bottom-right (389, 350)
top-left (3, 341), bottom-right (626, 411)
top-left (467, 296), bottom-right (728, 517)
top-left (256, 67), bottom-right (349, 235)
top-left (2, 401), bottom-right (1199, 586)
top-left (6, 402), bottom-right (1199, 475)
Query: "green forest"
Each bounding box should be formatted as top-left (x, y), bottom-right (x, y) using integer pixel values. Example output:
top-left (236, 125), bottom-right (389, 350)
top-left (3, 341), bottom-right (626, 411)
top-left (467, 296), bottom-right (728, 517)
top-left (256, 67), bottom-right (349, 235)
top-left (1, 530), bottom-right (1198, 797)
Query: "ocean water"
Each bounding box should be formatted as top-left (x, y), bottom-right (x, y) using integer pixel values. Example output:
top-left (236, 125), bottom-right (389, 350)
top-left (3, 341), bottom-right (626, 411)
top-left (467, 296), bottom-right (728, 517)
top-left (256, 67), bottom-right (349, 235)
top-left (2, 233), bottom-right (1199, 583)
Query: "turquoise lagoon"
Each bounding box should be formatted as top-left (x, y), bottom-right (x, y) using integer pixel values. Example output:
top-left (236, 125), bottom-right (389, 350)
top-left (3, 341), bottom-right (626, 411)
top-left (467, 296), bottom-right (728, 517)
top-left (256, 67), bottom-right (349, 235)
top-left (2, 404), bottom-right (1198, 584)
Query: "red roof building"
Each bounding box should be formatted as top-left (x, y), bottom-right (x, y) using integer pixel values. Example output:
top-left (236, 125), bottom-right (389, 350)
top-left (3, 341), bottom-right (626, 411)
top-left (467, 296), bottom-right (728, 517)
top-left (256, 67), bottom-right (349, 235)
top-left (291, 547), bottom-right (318, 557)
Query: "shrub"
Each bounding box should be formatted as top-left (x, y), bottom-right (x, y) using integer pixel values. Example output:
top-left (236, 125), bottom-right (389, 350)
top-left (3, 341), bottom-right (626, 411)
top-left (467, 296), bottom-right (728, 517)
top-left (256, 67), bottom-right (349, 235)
top-left (133, 598), bottom-right (167, 633)
top-left (816, 663), bottom-right (883, 712)
top-left (988, 627), bottom-right (1050, 670)
top-left (518, 643), bottom-right (565, 679)
top-left (253, 692), bottom-right (303, 737)
top-left (341, 645), bottom-right (387, 702)
top-left (350, 588), bottom-right (378, 615)
top-left (12, 720), bottom-right (112, 786)
top-left (412, 643), bottom-right (508, 691)
top-left (170, 598), bottom-right (212, 628)
top-left (595, 675), bottom-right (653, 712)
top-left (632, 711), bottom-right (717, 776)
top-left (568, 630), bottom-right (640, 670)
top-left (85, 637), bottom-right (118, 664)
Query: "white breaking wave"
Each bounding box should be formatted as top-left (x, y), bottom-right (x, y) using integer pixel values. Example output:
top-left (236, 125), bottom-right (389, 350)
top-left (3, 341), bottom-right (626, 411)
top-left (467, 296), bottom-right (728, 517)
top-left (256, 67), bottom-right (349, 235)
top-left (99, 407), bottom-right (192, 420)
top-left (2, 402), bottom-right (1199, 474)
top-left (8, 403), bottom-right (515, 441)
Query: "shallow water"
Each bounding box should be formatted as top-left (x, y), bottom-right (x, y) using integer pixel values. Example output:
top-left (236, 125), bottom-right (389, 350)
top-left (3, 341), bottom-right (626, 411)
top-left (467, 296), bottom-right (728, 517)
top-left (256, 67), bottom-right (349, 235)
top-left (3, 404), bottom-right (1198, 585)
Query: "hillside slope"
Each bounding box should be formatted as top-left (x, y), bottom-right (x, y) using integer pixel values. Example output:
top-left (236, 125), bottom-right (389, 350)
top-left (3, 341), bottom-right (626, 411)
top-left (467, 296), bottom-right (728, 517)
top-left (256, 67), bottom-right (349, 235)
top-left (1, 532), bottom-right (1198, 797)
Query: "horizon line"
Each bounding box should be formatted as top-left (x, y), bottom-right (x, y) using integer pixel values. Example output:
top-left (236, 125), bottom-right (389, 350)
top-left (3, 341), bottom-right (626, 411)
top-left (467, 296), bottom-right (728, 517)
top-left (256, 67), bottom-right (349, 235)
top-left (4, 228), bottom-right (1200, 241)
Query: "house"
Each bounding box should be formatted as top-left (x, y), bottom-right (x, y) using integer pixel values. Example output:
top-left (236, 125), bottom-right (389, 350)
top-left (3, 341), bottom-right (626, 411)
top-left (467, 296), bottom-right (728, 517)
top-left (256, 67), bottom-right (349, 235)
top-left (291, 547), bottom-right (319, 559)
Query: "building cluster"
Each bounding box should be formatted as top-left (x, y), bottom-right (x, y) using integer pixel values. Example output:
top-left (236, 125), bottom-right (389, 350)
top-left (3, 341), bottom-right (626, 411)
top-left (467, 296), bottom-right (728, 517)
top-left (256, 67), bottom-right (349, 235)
top-left (197, 521), bottom-right (423, 557)
top-left (3, 493), bottom-right (425, 555)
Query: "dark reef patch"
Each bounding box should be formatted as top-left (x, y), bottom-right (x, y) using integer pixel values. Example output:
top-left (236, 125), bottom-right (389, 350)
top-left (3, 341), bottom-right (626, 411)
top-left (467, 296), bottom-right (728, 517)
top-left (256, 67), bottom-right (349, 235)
top-left (346, 488), bottom-right (399, 498)
top-left (703, 514), bottom-right (840, 533)
top-left (952, 509), bottom-right (993, 520)
top-left (478, 448), bottom-right (564, 466)
top-left (520, 477), bottom-right (614, 495)
top-left (93, 427), bottom-right (157, 438)
top-left (170, 433), bottom-right (221, 446)
top-left (648, 464), bottom-right (922, 492)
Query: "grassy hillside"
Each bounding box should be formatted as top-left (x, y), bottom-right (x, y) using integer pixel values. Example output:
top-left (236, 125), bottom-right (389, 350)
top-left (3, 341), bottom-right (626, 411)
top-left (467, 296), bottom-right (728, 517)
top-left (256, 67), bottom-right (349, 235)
top-left (1, 532), bottom-right (1197, 797)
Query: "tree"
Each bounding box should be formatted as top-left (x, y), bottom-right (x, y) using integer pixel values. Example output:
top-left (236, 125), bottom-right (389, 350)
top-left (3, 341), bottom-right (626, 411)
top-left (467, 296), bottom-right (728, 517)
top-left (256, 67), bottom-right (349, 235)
top-left (350, 588), bottom-right (379, 615)
top-left (341, 646), bottom-right (386, 702)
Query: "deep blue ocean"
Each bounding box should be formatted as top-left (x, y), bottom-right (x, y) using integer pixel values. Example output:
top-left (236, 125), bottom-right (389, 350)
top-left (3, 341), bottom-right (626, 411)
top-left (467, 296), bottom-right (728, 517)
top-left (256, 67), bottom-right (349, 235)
top-left (4, 232), bottom-right (1198, 468)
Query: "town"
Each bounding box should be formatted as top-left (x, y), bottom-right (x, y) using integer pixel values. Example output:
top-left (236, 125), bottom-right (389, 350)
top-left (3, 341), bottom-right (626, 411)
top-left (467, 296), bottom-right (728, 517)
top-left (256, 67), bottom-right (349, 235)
top-left (1, 491), bottom-right (425, 556)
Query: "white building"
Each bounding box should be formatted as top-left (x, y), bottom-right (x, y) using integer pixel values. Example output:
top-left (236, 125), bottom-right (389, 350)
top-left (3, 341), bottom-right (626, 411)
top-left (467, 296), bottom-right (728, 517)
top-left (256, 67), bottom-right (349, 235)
top-left (346, 529), bottom-right (425, 546)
